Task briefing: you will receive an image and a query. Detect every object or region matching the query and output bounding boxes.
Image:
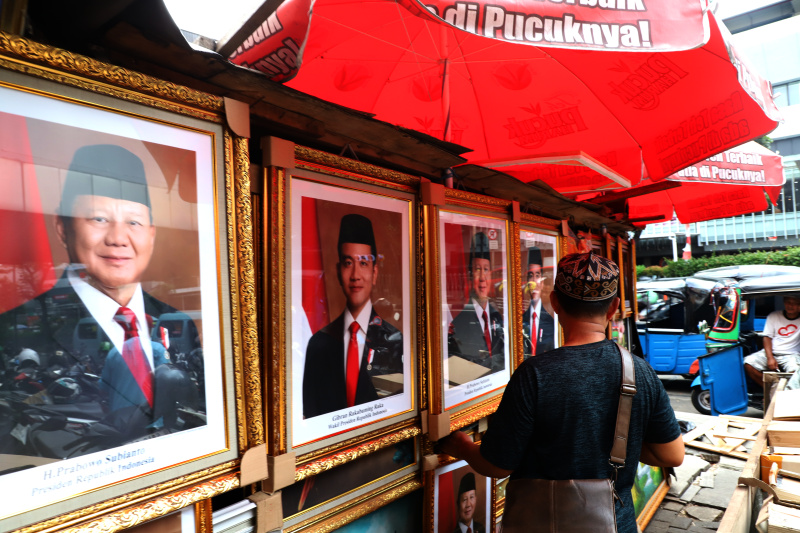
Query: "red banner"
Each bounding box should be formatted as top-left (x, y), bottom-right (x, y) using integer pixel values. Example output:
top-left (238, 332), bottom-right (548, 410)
top-left (229, 0), bottom-right (711, 83)
top-left (400, 0), bottom-right (710, 51)
top-left (628, 142), bottom-right (784, 225)
top-left (667, 140), bottom-right (783, 187)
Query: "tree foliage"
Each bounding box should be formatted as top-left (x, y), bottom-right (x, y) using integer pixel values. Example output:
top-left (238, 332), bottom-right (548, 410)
top-left (636, 246), bottom-right (800, 279)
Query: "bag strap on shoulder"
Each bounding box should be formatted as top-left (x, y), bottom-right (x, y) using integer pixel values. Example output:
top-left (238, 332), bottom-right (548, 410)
top-left (609, 344), bottom-right (636, 466)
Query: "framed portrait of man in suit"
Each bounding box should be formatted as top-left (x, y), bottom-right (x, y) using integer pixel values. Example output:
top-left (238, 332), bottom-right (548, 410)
top-left (288, 173), bottom-right (416, 451)
top-left (0, 56), bottom-right (246, 531)
top-left (438, 211), bottom-right (511, 411)
top-left (429, 460), bottom-right (492, 533)
top-left (519, 231), bottom-right (559, 360)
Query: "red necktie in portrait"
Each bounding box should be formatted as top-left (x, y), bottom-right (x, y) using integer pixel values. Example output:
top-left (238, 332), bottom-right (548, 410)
top-left (532, 310), bottom-right (538, 355)
top-left (482, 309), bottom-right (491, 355)
top-left (346, 321), bottom-right (360, 406)
top-left (467, 528), bottom-right (472, 533)
top-left (114, 306), bottom-right (154, 406)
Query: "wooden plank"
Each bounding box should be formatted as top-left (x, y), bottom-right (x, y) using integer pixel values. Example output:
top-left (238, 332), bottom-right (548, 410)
top-left (713, 433), bottom-right (757, 442)
top-left (721, 414), bottom-right (768, 424)
top-left (683, 420), bottom-right (719, 443)
top-left (708, 419), bottom-right (729, 448)
top-left (684, 440), bottom-right (750, 461)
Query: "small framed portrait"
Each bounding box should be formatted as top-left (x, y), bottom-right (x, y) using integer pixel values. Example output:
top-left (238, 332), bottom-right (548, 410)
top-left (619, 237), bottom-right (636, 318)
top-left (276, 154), bottom-right (418, 462)
top-left (518, 229), bottom-right (559, 360)
top-left (428, 460), bottom-right (493, 533)
top-left (0, 37), bottom-right (251, 531)
top-left (439, 210), bottom-right (511, 412)
top-left (281, 436), bottom-right (418, 531)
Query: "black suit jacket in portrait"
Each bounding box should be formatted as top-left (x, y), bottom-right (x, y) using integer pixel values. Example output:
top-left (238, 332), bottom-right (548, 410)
top-left (302, 308), bottom-right (404, 419)
top-left (522, 303), bottom-right (555, 358)
top-left (0, 276), bottom-right (194, 458)
top-left (447, 302), bottom-right (505, 374)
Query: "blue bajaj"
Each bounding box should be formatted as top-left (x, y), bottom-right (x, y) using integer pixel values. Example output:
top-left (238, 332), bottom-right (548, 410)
top-left (636, 265), bottom-right (800, 415)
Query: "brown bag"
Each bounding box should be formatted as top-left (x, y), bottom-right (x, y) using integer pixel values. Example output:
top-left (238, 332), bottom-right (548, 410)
top-left (501, 345), bottom-right (636, 533)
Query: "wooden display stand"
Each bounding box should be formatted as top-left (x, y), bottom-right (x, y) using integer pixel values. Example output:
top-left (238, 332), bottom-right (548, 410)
top-left (716, 376), bottom-right (791, 532)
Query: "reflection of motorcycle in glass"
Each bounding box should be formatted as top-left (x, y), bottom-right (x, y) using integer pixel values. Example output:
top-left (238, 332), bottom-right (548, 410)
top-left (0, 354), bottom-right (205, 466)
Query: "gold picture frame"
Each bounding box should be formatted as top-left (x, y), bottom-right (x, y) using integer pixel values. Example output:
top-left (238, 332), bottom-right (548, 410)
top-left (424, 190), bottom-right (515, 430)
top-left (0, 34), bottom-right (256, 532)
top-left (264, 149), bottom-right (422, 473)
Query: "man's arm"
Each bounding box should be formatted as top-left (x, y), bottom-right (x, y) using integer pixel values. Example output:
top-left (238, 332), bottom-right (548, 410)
top-left (763, 337), bottom-right (779, 371)
top-left (438, 431), bottom-right (513, 479)
top-left (639, 437), bottom-right (685, 468)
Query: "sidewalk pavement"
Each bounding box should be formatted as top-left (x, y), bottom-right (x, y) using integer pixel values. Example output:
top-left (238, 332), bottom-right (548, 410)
top-left (643, 410), bottom-right (756, 533)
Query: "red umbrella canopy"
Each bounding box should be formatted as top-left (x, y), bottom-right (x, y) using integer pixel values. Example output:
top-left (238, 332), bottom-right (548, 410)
top-left (622, 141), bottom-right (784, 225)
top-left (229, 0), bottom-right (780, 196)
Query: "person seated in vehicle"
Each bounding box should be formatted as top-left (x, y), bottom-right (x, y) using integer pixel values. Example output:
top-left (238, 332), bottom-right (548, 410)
top-left (744, 295), bottom-right (800, 388)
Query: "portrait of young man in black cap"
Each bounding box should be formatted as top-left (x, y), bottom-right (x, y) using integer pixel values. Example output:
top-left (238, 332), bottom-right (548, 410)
top-left (0, 143), bottom-right (203, 458)
top-left (446, 231), bottom-right (505, 377)
top-left (302, 213), bottom-right (404, 419)
top-left (522, 245), bottom-right (555, 358)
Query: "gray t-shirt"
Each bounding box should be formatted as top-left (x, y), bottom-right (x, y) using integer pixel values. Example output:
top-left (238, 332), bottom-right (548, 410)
top-left (480, 339), bottom-right (680, 533)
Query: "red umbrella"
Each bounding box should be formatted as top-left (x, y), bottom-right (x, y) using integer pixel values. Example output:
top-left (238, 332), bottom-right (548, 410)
top-left (229, 0), bottom-right (780, 195)
top-left (592, 141), bottom-right (784, 225)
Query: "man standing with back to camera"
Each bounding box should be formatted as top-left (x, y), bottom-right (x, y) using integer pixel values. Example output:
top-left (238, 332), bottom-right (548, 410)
top-left (440, 251), bottom-right (684, 533)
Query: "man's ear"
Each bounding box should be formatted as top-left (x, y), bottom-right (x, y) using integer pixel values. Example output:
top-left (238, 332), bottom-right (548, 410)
top-left (549, 290), bottom-right (562, 315)
top-left (372, 261), bottom-right (378, 286)
top-left (606, 297), bottom-right (621, 320)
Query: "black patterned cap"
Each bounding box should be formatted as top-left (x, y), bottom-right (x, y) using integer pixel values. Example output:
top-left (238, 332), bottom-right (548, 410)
top-left (555, 251), bottom-right (619, 301)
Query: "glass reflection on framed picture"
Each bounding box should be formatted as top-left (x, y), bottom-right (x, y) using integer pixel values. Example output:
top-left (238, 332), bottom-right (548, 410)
top-left (287, 170), bottom-right (416, 453)
top-left (519, 231), bottom-right (559, 360)
top-left (438, 210), bottom-right (511, 412)
top-left (0, 40), bottom-right (243, 531)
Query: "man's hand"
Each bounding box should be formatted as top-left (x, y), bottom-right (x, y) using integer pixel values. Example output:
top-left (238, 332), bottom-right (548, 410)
top-left (437, 431), bottom-right (513, 479)
top-left (439, 431), bottom-right (474, 459)
top-left (766, 354), bottom-right (779, 371)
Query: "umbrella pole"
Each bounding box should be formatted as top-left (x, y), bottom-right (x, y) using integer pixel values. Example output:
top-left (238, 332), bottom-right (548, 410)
top-left (440, 25), bottom-right (454, 189)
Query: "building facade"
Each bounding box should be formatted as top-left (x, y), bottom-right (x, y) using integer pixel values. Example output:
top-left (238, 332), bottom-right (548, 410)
top-left (637, 0), bottom-right (800, 264)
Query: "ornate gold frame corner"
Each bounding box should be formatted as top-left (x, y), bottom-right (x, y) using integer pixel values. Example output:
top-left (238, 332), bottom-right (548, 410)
top-left (0, 35), bottom-right (253, 533)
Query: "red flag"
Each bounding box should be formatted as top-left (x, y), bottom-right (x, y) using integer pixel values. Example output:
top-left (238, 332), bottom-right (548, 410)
top-left (0, 112), bottom-right (55, 314)
top-left (437, 469), bottom-right (456, 533)
top-left (444, 222), bottom-right (467, 305)
top-left (301, 197), bottom-right (329, 332)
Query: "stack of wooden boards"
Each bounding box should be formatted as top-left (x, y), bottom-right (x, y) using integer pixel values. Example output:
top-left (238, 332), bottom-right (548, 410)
top-left (682, 415), bottom-right (761, 460)
top-left (759, 389), bottom-right (800, 532)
